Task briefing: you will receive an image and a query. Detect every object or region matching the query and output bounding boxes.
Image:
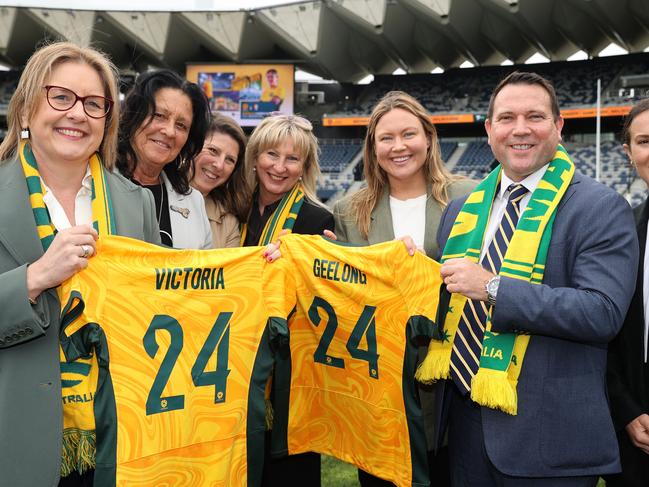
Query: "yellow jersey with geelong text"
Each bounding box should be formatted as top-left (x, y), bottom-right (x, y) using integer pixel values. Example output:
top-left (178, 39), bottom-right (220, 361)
top-left (58, 235), bottom-right (288, 487)
top-left (270, 235), bottom-right (444, 487)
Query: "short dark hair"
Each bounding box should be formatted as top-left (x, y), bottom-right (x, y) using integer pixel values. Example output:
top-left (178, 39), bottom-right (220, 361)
top-left (487, 71), bottom-right (561, 121)
top-left (117, 69), bottom-right (210, 195)
top-left (622, 98), bottom-right (649, 145)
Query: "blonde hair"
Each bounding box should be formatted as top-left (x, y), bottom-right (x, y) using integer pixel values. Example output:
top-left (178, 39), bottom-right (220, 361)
top-left (244, 114), bottom-right (323, 205)
top-left (0, 41), bottom-right (120, 168)
top-left (350, 90), bottom-right (459, 238)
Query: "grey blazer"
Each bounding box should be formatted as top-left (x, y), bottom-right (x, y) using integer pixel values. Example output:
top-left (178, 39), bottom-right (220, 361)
top-left (332, 178), bottom-right (476, 450)
top-left (333, 179), bottom-right (477, 259)
top-left (0, 158), bottom-right (160, 487)
top-left (436, 171), bottom-right (638, 477)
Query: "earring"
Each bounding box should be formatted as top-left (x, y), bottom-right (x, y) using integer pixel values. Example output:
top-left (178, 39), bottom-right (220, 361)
top-left (252, 166), bottom-right (257, 172)
top-left (298, 175), bottom-right (303, 181)
top-left (20, 128), bottom-right (29, 139)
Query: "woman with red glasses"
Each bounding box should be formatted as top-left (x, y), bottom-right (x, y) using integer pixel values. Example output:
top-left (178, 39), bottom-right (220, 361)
top-left (0, 42), bottom-right (160, 487)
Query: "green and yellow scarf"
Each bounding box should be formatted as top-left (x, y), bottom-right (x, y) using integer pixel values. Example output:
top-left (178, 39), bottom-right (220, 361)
top-left (20, 139), bottom-right (115, 476)
top-left (240, 183), bottom-right (305, 427)
top-left (240, 183), bottom-right (306, 246)
top-left (416, 145), bottom-right (574, 415)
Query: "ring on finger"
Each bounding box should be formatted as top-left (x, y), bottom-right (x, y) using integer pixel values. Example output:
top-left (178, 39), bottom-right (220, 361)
top-left (80, 244), bottom-right (90, 258)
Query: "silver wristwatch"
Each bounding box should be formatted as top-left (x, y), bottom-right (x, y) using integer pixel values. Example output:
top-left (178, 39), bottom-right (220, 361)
top-left (486, 275), bottom-right (500, 306)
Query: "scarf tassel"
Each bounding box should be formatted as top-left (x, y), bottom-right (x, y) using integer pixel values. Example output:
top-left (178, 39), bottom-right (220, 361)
top-left (470, 368), bottom-right (518, 415)
top-left (415, 347), bottom-right (451, 384)
top-left (61, 429), bottom-right (96, 477)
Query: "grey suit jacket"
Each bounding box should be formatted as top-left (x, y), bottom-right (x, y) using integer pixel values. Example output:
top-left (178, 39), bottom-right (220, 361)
top-left (333, 179), bottom-right (476, 258)
top-left (333, 179), bottom-right (476, 450)
top-left (436, 171), bottom-right (638, 477)
top-left (0, 157), bottom-right (160, 487)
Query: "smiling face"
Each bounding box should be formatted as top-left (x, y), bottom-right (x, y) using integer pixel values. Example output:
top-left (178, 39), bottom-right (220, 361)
top-left (266, 70), bottom-right (279, 88)
top-left (624, 109), bottom-right (649, 186)
top-left (191, 130), bottom-right (240, 196)
top-left (26, 61), bottom-right (106, 168)
top-left (373, 108), bottom-right (429, 189)
top-left (132, 87), bottom-right (193, 172)
top-left (485, 83), bottom-right (563, 182)
top-left (255, 138), bottom-right (304, 205)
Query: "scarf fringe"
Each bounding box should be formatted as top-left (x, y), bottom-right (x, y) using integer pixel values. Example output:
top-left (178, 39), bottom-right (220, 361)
top-left (470, 368), bottom-right (517, 415)
top-left (415, 347), bottom-right (450, 384)
top-left (265, 398), bottom-right (274, 430)
top-left (61, 428), bottom-right (96, 477)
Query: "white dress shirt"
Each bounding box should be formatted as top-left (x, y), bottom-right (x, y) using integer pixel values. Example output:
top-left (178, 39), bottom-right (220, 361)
top-left (41, 165), bottom-right (93, 230)
top-left (480, 164), bottom-right (549, 259)
top-left (389, 193), bottom-right (427, 251)
top-left (643, 229), bottom-right (649, 362)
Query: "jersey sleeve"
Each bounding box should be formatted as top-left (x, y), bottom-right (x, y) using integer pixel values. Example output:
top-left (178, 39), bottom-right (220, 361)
top-left (261, 254), bottom-right (295, 351)
top-left (58, 259), bottom-right (106, 363)
top-left (395, 248), bottom-right (444, 342)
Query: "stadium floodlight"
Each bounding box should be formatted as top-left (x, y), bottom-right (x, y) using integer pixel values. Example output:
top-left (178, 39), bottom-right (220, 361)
top-left (459, 61), bottom-right (474, 69)
top-left (430, 67), bottom-right (444, 74)
top-left (598, 42), bottom-right (629, 57)
top-left (392, 68), bottom-right (407, 75)
top-left (500, 59), bottom-right (513, 66)
top-left (524, 53), bottom-right (550, 64)
top-left (295, 69), bottom-right (333, 83)
top-left (567, 50), bottom-right (589, 62)
top-left (357, 74), bottom-right (374, 85)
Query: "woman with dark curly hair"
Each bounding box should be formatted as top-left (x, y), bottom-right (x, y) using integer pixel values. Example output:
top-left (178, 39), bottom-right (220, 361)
top-left (117, 69), bottom-right (212, 249)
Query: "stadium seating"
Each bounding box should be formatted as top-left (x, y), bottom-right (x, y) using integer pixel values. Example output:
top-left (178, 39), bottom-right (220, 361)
top-left (452, 141), bottom-right (493, 180)
top-left (315, 139), bottom-right (362, 201)
top-left (565, 141), bottom-right (632, 194)
top-left (319, 139), bottom-right (363, 173)
top-left (330, 53), bottom-right (649, 117)
top-left (439, 141), bottom-right (458, 163)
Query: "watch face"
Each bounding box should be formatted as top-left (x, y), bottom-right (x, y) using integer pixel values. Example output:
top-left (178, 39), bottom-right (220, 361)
top-left (487, 280), bottom-right (498, 294)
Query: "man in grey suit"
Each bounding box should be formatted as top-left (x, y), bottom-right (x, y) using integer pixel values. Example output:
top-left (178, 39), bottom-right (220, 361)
top-left (433, 71), bottom-right (638, 485)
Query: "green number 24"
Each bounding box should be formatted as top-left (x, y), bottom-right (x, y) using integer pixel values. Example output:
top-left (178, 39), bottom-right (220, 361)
top-left (308, 296), bottom-right (379, 379)
top-left (143, 312), bottom-right (232, 416)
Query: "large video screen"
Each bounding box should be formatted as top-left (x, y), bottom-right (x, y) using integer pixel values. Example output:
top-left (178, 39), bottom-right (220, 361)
top-left (186, 64), bottom-right (294, 127)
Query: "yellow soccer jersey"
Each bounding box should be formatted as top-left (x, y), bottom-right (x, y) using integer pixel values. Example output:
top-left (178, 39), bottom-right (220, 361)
top-left (58, 235), bottom-right (288, 487)
top-left (270, 235), bottom-right (444, 487)
top-left (260, 86), bottom-right (285, 104)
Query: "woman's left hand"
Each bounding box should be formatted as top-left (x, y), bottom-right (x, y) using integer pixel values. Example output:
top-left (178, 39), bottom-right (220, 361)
top-left (263, 230), bottom-right (287, 263)
top-left (263, 241), bottom-right (282, 262)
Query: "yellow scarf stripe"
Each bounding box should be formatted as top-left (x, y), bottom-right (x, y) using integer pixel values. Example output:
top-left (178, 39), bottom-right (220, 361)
top-left (20, 140), bottom-right (115, 478)
top-left (417, 145), bottom-right (575, 415)
top-left (241, 184), bottom-right (306, 246)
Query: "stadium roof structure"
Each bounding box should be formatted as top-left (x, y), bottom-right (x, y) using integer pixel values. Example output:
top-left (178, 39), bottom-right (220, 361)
top-left (1, 0), bottom-right (649, 81)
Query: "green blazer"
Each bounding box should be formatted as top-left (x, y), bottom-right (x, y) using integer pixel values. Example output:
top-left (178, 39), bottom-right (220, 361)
top-left (332, 178), bottom-right (476, 451)
top-left (333, 179), bottom-right (476, 258)
top-left (0, 157), bottom-right (160, 487)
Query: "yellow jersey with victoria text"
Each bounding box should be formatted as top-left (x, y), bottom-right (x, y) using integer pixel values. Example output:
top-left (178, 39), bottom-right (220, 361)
top-left (270, 235), bottom-right (445, 487)
top-left (58, 235), bottom-right (288, 487)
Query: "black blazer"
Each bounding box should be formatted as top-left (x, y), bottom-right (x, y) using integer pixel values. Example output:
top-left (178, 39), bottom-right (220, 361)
top-left (244, 198), bottom-right (334, 246)
top-left (291, 199), bottom-right (335, 236)
top-left (606, 198), bottom-right (649, 486)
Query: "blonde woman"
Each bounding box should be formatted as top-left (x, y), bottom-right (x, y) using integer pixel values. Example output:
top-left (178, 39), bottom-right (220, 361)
top-left (0, 42), bottom-right (159, 487)
top-left (243, 114), bottom-right (333, 487)
top-left (333, 90), bottom-right (475, 486)
top-left (242, 114), bottom-right (333, 247)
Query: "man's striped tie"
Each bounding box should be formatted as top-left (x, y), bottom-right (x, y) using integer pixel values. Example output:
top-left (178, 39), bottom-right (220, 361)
top-left (450, 183), bottom-right (528, 394)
